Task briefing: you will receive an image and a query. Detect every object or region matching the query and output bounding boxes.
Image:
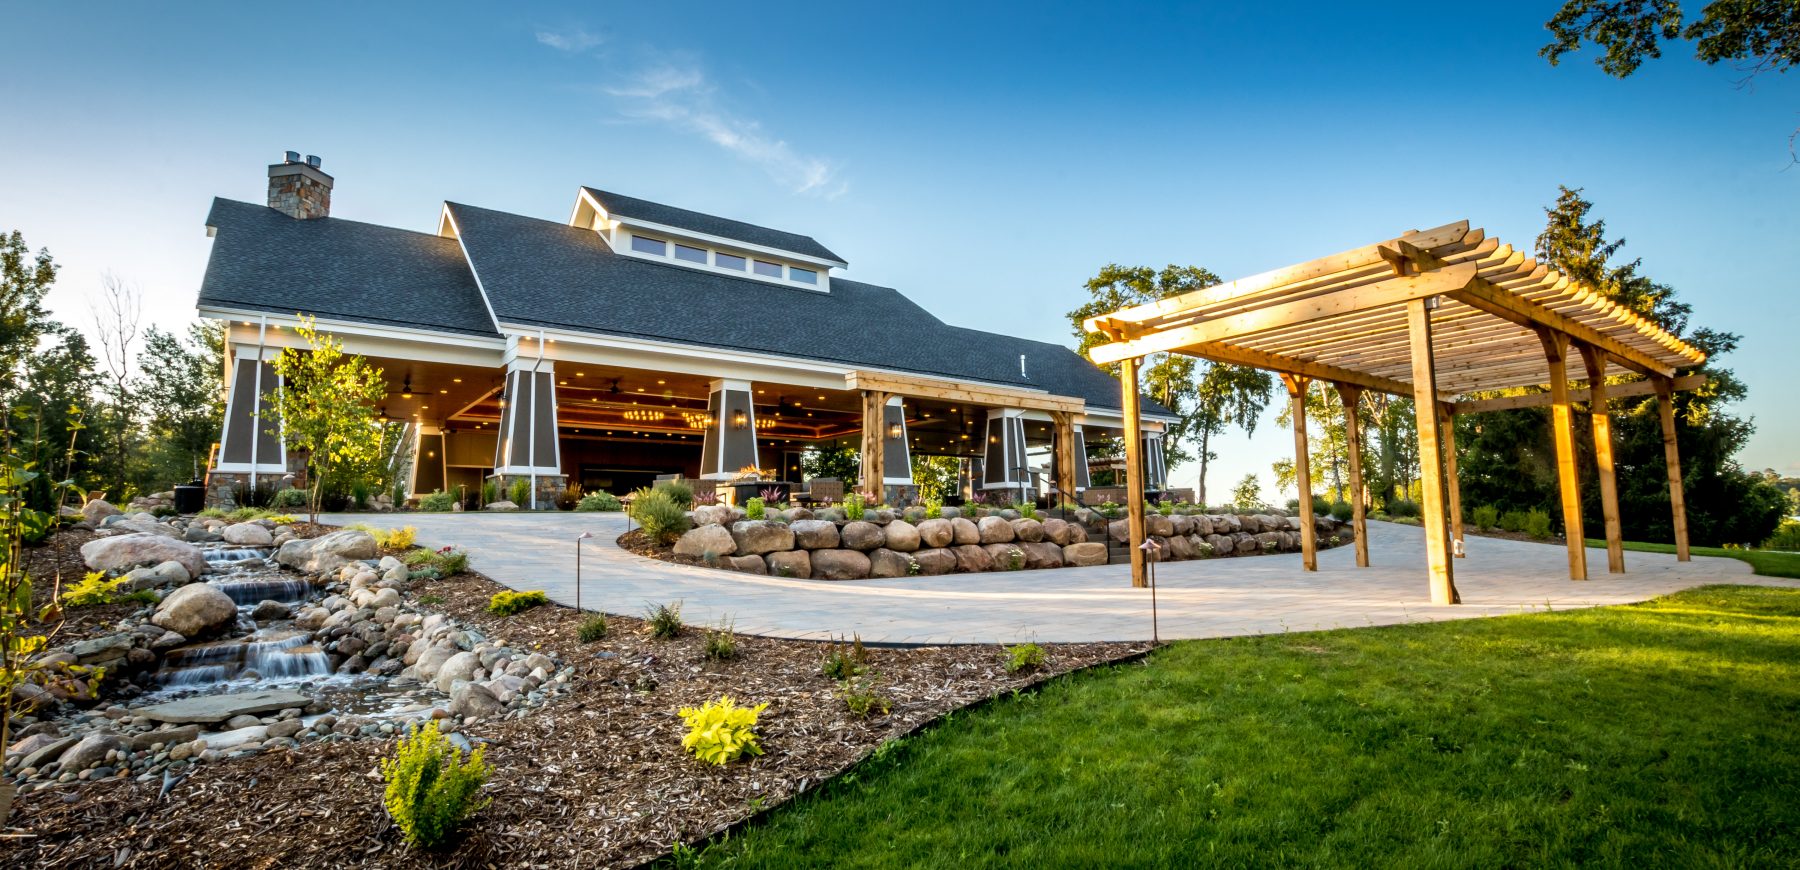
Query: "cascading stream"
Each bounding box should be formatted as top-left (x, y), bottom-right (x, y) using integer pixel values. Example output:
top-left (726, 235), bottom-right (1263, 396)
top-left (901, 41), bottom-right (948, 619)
top-left (151, 544), bottom-right (334, 688)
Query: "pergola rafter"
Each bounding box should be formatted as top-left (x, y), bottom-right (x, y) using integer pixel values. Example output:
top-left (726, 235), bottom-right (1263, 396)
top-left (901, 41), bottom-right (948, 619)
top-left (1084, 220), bottom-right (1704, 602)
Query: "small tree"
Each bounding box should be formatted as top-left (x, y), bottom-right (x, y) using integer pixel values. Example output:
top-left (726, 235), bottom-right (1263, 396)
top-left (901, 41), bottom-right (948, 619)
top-left (1231, 473), bottom-right (1262, 511)
top-left (263, 316), bottom-right (388, 523)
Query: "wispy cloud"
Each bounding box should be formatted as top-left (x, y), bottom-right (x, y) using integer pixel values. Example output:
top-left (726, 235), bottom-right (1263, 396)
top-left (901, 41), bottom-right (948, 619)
top-left (600, 59), bottom-right (846, 198)
top-left (535, 27), bottom-right (603, 53)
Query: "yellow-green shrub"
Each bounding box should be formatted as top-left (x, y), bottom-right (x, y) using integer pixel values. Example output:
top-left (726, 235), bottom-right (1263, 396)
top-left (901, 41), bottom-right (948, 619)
top-left (377, 525), bottom-right (417, 550)
top-left (629, 488), bottom-right (691, 545)
top-left (380, 725), bottom-right (491, 849)
top-left (678, 695), bottom-right (769, 765)
top-left (60, 571), bottom-right (126, 608)
top-left (488, 590), bottom-right (547, 616)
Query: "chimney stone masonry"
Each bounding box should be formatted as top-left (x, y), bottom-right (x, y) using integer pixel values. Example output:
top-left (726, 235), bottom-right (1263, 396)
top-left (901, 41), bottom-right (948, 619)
top-left (267, 152), bottom-right (333, 219)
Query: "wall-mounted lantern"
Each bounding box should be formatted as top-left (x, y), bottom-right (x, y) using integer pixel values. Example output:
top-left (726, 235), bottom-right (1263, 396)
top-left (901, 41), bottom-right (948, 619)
top-left (731, 409), bottom-right (748, 430)
top-left (887, 422), bottom-right (903, 440)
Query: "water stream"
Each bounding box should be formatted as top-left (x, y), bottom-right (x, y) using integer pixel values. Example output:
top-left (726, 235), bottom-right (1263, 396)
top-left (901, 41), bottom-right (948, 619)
top-left (148, 546), bottom-right (336, 689)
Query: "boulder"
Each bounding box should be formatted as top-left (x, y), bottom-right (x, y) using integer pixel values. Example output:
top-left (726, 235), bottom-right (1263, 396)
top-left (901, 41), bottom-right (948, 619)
top-left (915, 518), bottom-right (954, 549)
top-left (1234, 533), bottom-right (1258, 555)
top-left (1062, 542), bottom-right (1109, 567)
top-left (448, 682), bottom-right (504, 718)
top-left (69, 633), bottom-right (134, 668)
top-left (1021, 542), bottom-right (1064, 570)
top-left (882, 519), bottom-right (921, 552)
top-left (266, 719), bottom-right (304, 739)
top-left (985, 543), bottom-right (1028, 570)
top-left (81, 499), bottom-right (122, 524)
top-left (1066, 523), bottom-right (1089, 544)
top-left (811, 549), bottom-right (872, 581)
top-left (691, 505), bottom-right (730, 526)
top-left (1108, 520), bottom-right (1129, 543)
top-left (1166, 534), bottom-right (1194, 560)
top-left (18, 735), bottom-right (80, 770)
top-left (80, 533), bottom-right (209, 579)
top-left (129, 724), bottom-right (200, 752)
top-left (413, 645), bottom-right (458, 682)
top-left (135, 689), bottom-right (313, 725)
top-left (1041, 518), bottom-right (1073, 546)
top-left (225, 714), bottom-right (262, 731)
top-left (221, 523), bottom-right (273, 546)
top-left (151, 560), bottom-right (192, 586)
top-left (1145, 514), bottom-right (1175, 538)
top-left (484, 500), bottom-right (519, 511)
top-left (764, 550), bottom-right (811, 579)
top-left (950, 517), bottom-right (981, 546)
top-left (868, 548), bottom-right (916, 578)
top-left (912, 547), bottom-right (957, 575)
top-left (275, 529), bottom-right (377, 574)
top-left (840, 521), bottom-right (885, 551)
top-left (729, 521), bottom-right (795, 556)
top-left (951, 544), bottom-right (994, 573)
top-left (726, 555), bottom-right (768, 574)
top-left (1239, 515), bottom-right (1262, 534)
top-left (103, 515), bottom-right (183, 539)
top-left (150, 583), bottom-right (238, 639)
top-left (977, 516), bottom-right (1016, 544)
top-left (1009, 518), bottom-right (1045, 543)
top-left (1192, 515), bottom-right (1215, 536)
top-left (673, 524), bottom-right (737, 559)
top-left (58, 732), bottom-right (127, 770)
top-left (250, 600), bottom-right (292, 622)
top-left (788, 519), bottom-right (840, 550)
top-left (433, 651), bottom-right (481, 692)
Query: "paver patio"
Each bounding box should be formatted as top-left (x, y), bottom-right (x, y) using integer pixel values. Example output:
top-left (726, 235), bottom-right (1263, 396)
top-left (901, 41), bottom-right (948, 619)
top-left (322, 513), bottom-right (1793, 644)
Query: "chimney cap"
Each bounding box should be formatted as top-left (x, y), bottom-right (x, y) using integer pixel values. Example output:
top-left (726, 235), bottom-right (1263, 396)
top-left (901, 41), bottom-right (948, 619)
top-left (284, 150), bottom-right (300, 163)
top-left (305, 154), bottom-right (322, 169)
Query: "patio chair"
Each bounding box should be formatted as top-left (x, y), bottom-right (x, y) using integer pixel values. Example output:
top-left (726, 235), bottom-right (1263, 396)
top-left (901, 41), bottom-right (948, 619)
top-left (798, 478), bottom-right (842, 506)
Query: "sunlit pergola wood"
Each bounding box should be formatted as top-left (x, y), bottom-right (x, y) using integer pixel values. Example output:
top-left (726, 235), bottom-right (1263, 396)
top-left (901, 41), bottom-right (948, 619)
top-left (1282, 375), bottom-right (1317, 571)
top-left (1049, 411), bottom-right (1078, 503)
top-left (858, 389), bottom-right (889, 499)
top-left (1654, 377), bottom-right (1693, 562)
top-left (1119, 356), bottom-right (1147, 588)
top-left (1083, 218), bottom-right (1705, 602)
top-left (1582, 346), bottom-right (1626, 574)
top-left (1334, 382), bottom-right (1370, 567)
top-left (1437, 402), bottom-right (1465, 558)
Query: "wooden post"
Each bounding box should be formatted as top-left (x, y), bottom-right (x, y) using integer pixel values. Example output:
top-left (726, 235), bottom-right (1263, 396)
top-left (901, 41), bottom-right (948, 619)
top-left (1120, 356), bottom-right (1148, 589)
top-left (1653, 377), bottom-right (1691, 561)
top-left (1283, 374), bottom-right (1317, 571)
top-left (1335, 383), bottom-right (1369, 567)
top-left (1437, 402), bottom-right (1465, 558)
top-left (859, 390), bottom-right (886, 502)
top-left (1050, 411), bottom-right (1077, 506)
top-left (1538, 329), bottom-right (1587, 581)
top-left (1582, 346), bottom-right (1625, 573)
top-left (1406, 297), bottom-right (1459, 605)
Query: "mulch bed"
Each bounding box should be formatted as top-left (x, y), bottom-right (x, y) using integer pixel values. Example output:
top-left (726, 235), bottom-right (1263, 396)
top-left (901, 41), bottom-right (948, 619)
top-left (3, 531), bottom-right (1151, 869)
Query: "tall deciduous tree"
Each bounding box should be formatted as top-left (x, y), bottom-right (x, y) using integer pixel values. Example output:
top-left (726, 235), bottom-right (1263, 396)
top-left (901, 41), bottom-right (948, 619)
top-left (264, 317), bottom-right (388, 523)
top-left (0, 231), bottom-right (58, 398)
top-left (136, 321), bottom-right (224, 487)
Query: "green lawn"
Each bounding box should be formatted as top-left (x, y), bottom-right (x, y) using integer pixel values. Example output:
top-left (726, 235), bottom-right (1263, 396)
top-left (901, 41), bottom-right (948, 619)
top-left (1588, 538), bottom-right (1800, 579)
top-left (695, 586), bottom-right (1800, 868)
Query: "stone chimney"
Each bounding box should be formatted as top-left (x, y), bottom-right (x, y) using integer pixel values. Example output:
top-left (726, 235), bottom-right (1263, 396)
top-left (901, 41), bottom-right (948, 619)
top-left (267, 151), bottom-right (333, 219)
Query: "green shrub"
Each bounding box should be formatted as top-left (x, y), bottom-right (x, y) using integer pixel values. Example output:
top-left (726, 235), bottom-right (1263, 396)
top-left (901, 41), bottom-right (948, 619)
top-left (655, 480), bottom-right (695, 509)
top-left (1524, 509), bottom-right (1553, 540)
top-left (839, 673), bottom-right (891, 718)
top-left (844, 493), bottom-right (865, 521)
top-left (1498, 510), bottom-right (1528, 533)
top-left (1766, 519), bottom-right (1800, 551)
top-left (1329, 501), bottom-right (1354, 523)
top-left (1472, 505), bottom-right (1499, 530)
top-left (403, 548), bottom-right (436, 566)
top-left (704, 617), bottom-right (739, 660)
top-left (678, 696), bottom-right (768, 765)
top-left (435, 547), bottom-right (469, 576)
top-left (197, 506), bottom-right (226, 519)
top-left (150, 505), bottom-right (178, 519)
top-left (630, 488), bottom-right (692, 545)
top-left (578, 614), bottom-right (608, 643)
top-left (924, 499), bottom-right (942, 520)
top-left (488, 590), bottom-right (547, 616)
top-left (272, 487), bottom-right (309, 508)
top-left (577, 491), bottom-right (622, 512)
top-left (380, 725), bottom-right (491, 849)
top-left (60, 571), bottom-right (126, 607)
top-left (419, 490), bottom-right (455, 512)
top-left (745, 497), bottom-right (766, 521)
top-left (480, 480), bottom-right (498, 505)
top-left (417, 593), bottom-right (445, 606)
top-left (1386, 498), bottom-right (1421, 519)
top-left (1004, 642), bottom-right (1047, 674)
top-left (226, 507), bottom-right (261, 523)
top-left (1311, 495), bottom-right (1332, 515)
top-left (646, 600), bottom-right (683, 639)
top-left (1014, 501), bottom-right (1038, 520)
top-left (1003, 547), bottom-right (1025, 571)
top-left (508, 478), bottom-right (531, 508)
top-left (821, 634), bottom-right (868, 680)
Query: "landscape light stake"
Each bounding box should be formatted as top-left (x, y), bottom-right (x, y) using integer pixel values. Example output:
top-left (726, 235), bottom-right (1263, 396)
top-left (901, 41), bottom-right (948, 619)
top-left (1140, 537), bottom-right (1161, 644)
top-left (575, 531), bottom-right (593, 612)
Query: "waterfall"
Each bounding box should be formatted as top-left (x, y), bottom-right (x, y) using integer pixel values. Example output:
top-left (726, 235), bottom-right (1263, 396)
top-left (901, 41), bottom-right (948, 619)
top-left (156, 631), bottom-right (332, 686)
top-left (213, 577), bottom-right (313, 606)
top-left (205, 547), bottom-right (273, 565)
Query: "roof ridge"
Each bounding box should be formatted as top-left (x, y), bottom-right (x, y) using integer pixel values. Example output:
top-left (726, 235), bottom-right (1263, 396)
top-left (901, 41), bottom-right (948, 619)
top-left (211, 197), bottom-right (457, 244)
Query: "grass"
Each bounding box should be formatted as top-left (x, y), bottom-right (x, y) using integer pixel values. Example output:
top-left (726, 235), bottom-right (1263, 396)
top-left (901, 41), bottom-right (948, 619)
top-left (696, 585), bottom-right (1800, 867)
top-left (1586, 538), bottom-right (1800, 579)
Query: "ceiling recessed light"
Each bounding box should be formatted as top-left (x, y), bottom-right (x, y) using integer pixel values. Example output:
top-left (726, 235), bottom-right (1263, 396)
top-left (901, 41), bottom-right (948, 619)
top-left (453, 378), bottom-right (462, 383)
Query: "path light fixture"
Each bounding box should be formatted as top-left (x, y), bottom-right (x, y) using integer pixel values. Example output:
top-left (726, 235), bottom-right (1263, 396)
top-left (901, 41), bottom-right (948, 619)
top-left (575, 531), bottom-right (594, 612)
top-left (1139, 537), bottom-right (1162, 644)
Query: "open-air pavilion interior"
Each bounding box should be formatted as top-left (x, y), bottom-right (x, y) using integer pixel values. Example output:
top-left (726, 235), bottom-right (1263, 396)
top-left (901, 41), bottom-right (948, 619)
top-left (1083, 219), bottom-right (1708, 603)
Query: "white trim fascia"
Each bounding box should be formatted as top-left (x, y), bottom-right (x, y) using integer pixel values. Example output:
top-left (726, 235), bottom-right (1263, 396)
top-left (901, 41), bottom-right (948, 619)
top-left (438, 204), bottom-right (504, 333)
top-left (202, 306), bottom-right (508, 350)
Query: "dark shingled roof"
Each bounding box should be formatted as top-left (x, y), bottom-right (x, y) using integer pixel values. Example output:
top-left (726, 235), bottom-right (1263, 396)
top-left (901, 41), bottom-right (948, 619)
top-left (583, 188), bottom-right (846, 264)
top-left (198, 198), bottom-right (499, 337)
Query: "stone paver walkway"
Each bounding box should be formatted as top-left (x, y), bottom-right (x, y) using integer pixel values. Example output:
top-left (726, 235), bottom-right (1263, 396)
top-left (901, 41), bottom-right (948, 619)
top-left (322, 512), bottom-right (1794, 645)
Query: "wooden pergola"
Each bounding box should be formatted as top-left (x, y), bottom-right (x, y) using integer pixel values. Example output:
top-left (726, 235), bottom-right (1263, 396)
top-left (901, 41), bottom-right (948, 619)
top-left (1083, 220), bottom-right (1705, 604)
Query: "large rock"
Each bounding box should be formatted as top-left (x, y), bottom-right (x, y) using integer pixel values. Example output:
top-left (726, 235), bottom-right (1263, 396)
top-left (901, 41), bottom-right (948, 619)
top-left (1021, 542), bottom-right (1064, 570)
top-left (103, 515), bottom-right (183, 539)
top-left (811, 549), bottom-right (872, 580)
top-left (221, 523), bottom-right (273, 546)
top-left (58, 732), bottom-right (127, 770)
top-left (840, 521), bottom-right (885, 551)
top-left (952, 544), bottom-right (994, 573)
top-left (729, 521), bottom-right (795, 556)
top-left (1041, 518), bottom-right (1073, 546)
top-left (69, 633), bottom-right (134, 666)
top-left (788, 519), bottom-right (840, 550)
top-left (130, 724), bottom-right (201, 751)
top-left (726, 555), bottom-right (768, 574)
top-left (1009, 518), bottom-right (1045, 543)
top-left (912, 547), bottom-right (957, 575)
top-left (673, 524), bottom-right (737, 559)
top-left (1145, 514), bottom-right (1175, 538)
top-left (80, 533), bottom-right (209, 578)
top-left (882, 520), bottom-right (921, 552)
top-left (413, 645), bottom-right (457, 683)
top-left (1108, 520), bottom-right (1129, 543)
top-left (950, 517), bottom-right (981, 546)
top-left (449, 682), bottom-right (504, 718)
top-left (276, 529), bottom-right (377, 574)
top-left (985, 543), bottom-right (1028, 570)
top-left (1062, 542), bottom-right (1109, 567)
top-left (433, 651), bottom-right (481, 692)
top-left (17, 735), bottom-right (79, 770)
top-left (136, 689), bottom-right (313, 724)
top-left (764, 550), bottom-right (812, 579)
top-left (868, 548), bottom-right (916, 578)
top-left (150, 583), bottom-right (238, 639)
top-left (81, 499), bottom-right (122, 524)
top-left (977, 516), bottom-right (1016, 544)
top-left (691, 505), bottom-right (729, 526)
top-left (484, 500), bottom-right (519, 511)
top-left (915, 518), bottom-right (954, 549)
top-left (1066, 523), bottom-right (1089, 544)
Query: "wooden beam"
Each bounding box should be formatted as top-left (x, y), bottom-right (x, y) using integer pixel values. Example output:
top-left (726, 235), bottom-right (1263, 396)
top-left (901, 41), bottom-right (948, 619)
top-left (1654, 377), bottom-right (1692, 561)
top-left (846, 371), bottom-right (1083, 415)
top-left (1176, 342), bottom-right (1413, 397)
top-left (1284, 375), bottom-right (1317, 571)
top-left (1450, 277), bottom-right (1675, 379)
top-left (1408, 298), bottom-right (1459, 605)
top-left (1451, 374), bottom-right (1707, 414)
top-left (1120, 356), bottom-right (1147, 589)
top-left (1539, 330), bottom-right (1587, 581)
top-left (1437, 402), bottom-right (1465, 557)
top-left (1582, 347), bottom-right (1625, 573)
top-left (1335, 383), bottom-right (1369, 567)
top-left (1088, 263), bottom-right (1480, 365)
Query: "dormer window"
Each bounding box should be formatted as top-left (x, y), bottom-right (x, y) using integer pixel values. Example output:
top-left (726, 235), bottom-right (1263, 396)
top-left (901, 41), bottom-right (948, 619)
top-left (753, 260), bottom-right (782, 278)
top-left (674, 243), bottom-right (706, 264)
top-left (790, 266), bottom-right (818, 285)
top-left (716, 252), bottom-right (747, 271)
top-left (631, 235), bottom-right (667, 256)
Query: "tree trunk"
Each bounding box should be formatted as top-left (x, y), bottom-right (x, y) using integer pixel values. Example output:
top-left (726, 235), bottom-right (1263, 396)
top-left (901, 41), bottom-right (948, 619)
top-left (1197, 428), bottom-right (1211, 507)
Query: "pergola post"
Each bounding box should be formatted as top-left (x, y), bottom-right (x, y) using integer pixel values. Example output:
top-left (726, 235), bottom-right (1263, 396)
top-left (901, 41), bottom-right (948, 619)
top-left (1538, 329), bottom-right (1588, 581)
top-left (1120, 355), bottom-right (1148, 589)
top-left (1334, 383), bottom-right (1369, 567)
top-left (1050, 411), bottom-right (1078, 506)
top-left (1436, 402), bottom-right (1465, 558)
top-left (859, 389), bottom-right (887, 502)
top-left (1582, 346), bottom-right (1625, 573)
top-left (1653, 377), bottom-right (1692, 561)
top-left (1282, 374), bottom-right (1317, 571)
top-left (1406, 297), bottom-right (1459, 605)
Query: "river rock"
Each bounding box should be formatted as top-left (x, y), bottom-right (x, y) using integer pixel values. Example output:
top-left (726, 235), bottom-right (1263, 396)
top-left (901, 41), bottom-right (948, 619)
top-left (1062, 542), bottom-right (1108, 567)
top-left (150, 583), bottom-right (238, 639)
top-left (977, 516), bottom-right (1015, 544)
top-left (912, 547), bottom-right (957, 575)
top-left (673, 524), bottom-right (737, 558)
top-left (811, 549), bottom-right (872, 580)
top-left (764, 550), bottom-right (810, 579)
top-left (225, 714), bottom-right (262, 730)
top-left (484, 500), bottom-right (519, 511)
top-left (104, 515), bottom-right (184, 539)
top-left (266, 719), bottom-right (304, 739)
top-left (80, 533), bottom-right (209, 579)
top-left (276, 529), bottom-right (377, 574)
top-left (221, 523), bottom-right (273, 546)
top-left (250, 600), bottom-right (291, 622)
top-left (433, 651), bottom-right (481, 692)
top-left (58, 732), bottom-right (126, 770)
top-left (868, 548), bottom-right (915, 578)
top-left (136, 688), bottom-right (314, 725)
top-left (839, 521), bottom-right (884, 551)
top-left (788, 519), bottom-right (840, 550)
top-left (915, 518), bottom-right (954, 548)
top-left (130, 724), bottom-right (200, 751)
top-left (882, 520), bottom-right (921, 552)
top-left (449, 682), bottom-right (504, 718)
top-left (69, 633), bottom-right (134, 666)
top-left (729, 521), bottom-right (794, 556)
top-left (81, 499), bottom-right (122, 524)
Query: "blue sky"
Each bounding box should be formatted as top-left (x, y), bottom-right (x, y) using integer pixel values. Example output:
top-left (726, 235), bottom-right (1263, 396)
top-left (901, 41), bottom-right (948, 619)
top-left (2, 1), bottom-right (1795, 495)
